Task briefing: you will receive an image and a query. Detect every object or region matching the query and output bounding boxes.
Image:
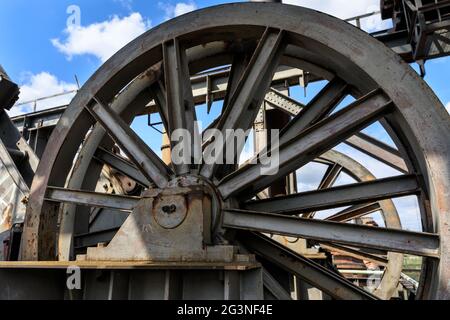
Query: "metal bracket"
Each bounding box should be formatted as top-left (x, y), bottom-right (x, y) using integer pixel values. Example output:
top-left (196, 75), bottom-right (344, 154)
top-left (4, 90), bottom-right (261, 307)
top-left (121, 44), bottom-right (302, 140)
top-left (83, 179), bottom-right (235, 262)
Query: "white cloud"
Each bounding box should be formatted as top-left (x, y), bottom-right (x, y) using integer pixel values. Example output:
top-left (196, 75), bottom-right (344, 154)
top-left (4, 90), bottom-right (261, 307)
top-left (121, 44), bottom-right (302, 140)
top-left (159, 1), bottom-right (197, 20)
top-left (392, 196), bottom-right (422, 231)
top-left (114, 0), bottom-right (133, 11)
top-left (7, 72), bottom-right (77, 117)
top-left (283, 0), bottom-right (392, 32)
top-left (174, 2), bottom-right (197, 16)
top-left (296, 162), bottom-right (329, 192)
top-left (445, 102), bottom-right (450, 114)
top-left (51, 13), bottom-right (151, 62)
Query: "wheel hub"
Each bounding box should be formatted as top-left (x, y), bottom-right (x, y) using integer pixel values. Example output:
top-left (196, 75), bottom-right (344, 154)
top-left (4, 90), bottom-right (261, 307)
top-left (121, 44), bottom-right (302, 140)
top-left (153, 194), bottom-right (187, 229)
top-left (81, 175), bottom-right (231, 262)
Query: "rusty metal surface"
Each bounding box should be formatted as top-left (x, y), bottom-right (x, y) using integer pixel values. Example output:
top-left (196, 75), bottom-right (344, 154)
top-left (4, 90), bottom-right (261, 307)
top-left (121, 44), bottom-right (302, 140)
top-left (84, 177), bottom-right (233, 262)
top-left (0, 71), bottom-right (38, 261)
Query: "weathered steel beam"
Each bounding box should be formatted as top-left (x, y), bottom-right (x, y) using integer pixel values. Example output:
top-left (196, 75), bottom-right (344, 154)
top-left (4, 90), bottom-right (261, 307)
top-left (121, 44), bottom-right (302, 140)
top-left (261, 89), bottom-right (409, 173)
top-left (58, 68), bottom-right (160, 261)
top-left (326, 203), bottom-right (381, 222)
top-left (74, 227), bottom-right (119, 249)
top-left (93, 148), bottom-right (150, 187)
top-left (262, 268), bottom-right (292, 300)
top-left (163, 39), bottom-right (197, 175)
top-left (238, 231), bottom-right (378, 300)
top-left (10, 67), bottom-right (307, 135)
top-left (320, 243), bottom-right (389, 267)
top-left (86, 98), bottom-right (172, 188)
top-left (345, 132), bottom-right (408, 173)
top-left (280, 78), bottom-right (348, 145)
top-left (45, 187), bottom-right (139, 211)
top-left (223, 210), bottom-right (440, 257)
top-left (218, 90), bottom-right (393, 199)
top-left (264, 87), bottom-right (305, 115)
top-left (302, 163), bottom-right (343, 218)
top-left (244, 175), bottom-right (419, 213)
top-left (148, 81), bottom-right (168, 130)
top-left (201, 28), bottom-right (285, 179)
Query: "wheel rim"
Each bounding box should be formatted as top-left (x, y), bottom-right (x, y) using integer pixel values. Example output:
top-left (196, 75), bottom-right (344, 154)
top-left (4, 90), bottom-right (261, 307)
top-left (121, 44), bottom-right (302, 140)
top-left (20, 2), bottom-right (449, 300)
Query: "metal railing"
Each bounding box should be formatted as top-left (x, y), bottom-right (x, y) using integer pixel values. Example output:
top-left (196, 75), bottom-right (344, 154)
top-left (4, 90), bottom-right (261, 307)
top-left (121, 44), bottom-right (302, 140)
top-left (13, 89), bottom-right (78, 113)
top-left (345, 10), bottom-right (383, 29)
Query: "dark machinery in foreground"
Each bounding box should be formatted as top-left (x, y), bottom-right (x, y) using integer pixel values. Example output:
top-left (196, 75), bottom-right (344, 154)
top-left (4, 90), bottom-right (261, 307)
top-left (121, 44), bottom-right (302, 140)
top-left (0, 2), bottom-right (449, 300)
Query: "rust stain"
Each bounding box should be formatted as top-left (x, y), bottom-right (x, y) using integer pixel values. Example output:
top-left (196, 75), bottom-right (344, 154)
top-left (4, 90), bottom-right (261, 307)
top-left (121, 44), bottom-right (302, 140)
top-left (0, 204), bottom-right (13, 231)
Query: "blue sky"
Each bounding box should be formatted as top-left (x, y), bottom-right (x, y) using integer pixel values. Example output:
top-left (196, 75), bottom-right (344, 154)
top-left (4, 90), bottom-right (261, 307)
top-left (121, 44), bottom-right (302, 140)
top-left (0, 0), bottom-right (244, 88)
top-left (0, 1), bottom-right (232, 113)
top-left (0, 0), bottom-right (449, 231)
top-left (1, 0), bottom-right (448, 114)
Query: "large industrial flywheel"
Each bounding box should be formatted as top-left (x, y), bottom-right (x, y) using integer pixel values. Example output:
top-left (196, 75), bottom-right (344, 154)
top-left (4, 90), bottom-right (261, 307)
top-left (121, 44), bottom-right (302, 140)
top-left (0, 2), bottom-right (449, 300)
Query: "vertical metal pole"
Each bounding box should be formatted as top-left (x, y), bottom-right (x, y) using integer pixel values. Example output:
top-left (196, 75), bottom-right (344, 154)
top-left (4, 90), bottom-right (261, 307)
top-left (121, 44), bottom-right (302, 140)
top-left (161, 132), bottom-right (171, 165)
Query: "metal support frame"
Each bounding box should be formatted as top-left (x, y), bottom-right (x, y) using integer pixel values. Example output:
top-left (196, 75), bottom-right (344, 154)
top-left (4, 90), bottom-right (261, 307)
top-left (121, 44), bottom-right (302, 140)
top-left (0, 262), bottom-right (263, 300)
top-left (381, 0), bottom-right (450, 60)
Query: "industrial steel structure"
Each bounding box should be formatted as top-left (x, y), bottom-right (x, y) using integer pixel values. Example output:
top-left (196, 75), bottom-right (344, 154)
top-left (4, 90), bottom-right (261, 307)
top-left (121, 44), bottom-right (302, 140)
top-left (0, 1), bottom-right (449, 300)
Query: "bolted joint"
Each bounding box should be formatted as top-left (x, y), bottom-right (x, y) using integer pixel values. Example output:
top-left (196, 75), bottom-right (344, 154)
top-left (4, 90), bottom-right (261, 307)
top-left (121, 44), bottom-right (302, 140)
top-left (162, 204), bottom-right (177, 214)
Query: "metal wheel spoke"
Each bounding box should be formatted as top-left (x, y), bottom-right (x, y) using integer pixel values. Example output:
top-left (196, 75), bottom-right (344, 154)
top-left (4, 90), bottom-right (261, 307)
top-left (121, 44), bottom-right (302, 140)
top-left (200, 28), bottom-right (286, 179)
top-left (245, 175), bottom-right (419, 213)
top-left (86, 98), bottom-right (171, 188)
top-left (345, 132), bottom-right (408, 173)
top-left (222, 52), bottom-right (253, 112)
top-left (223, 209), bottom-right (439, 257)
top-left (201, 117), bottom-right (220, 146)
top-left (149, 80), bottom-right (168, 131)
top-left (237, 231), bottom-right (378, 300)
top-left (319, 243), bottom-right (389, 267)
top-left (218, 90), bottom-right (393, 199)
top-left (318, 164), bottom-right (343, 189)
top-left (303, 163), bottom-right (343, 218)
top-left (262, 269), bottom-right (293, 300)
top-left (245, 175), bottom-right (420, 215)
top-left (163, 39), bottom-right (198, 175)
top-left (238, 236), bottom-right (293, 300)
top-left (45, 187), bottom-right (139, 211)
top-left (272, 85), bottom-right (407, 174)
top-left (93, 147), bottom-right (150, 187)
top-left (280, 78), bottom-right (348, 145)
top-left (202, 53), bottom-right (252, 144)
top-left (326, 203), bottom-right (381, 222)
top-left (258, 83), bottom-right (407, 175)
